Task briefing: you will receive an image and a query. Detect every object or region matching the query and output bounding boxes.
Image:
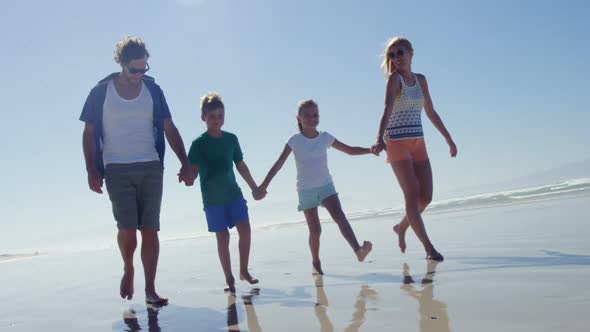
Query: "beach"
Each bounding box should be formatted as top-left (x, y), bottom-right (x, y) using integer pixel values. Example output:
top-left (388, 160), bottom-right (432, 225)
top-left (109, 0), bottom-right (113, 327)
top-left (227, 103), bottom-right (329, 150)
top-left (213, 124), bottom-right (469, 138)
top-left (1, 194), bottom-right (589, 331)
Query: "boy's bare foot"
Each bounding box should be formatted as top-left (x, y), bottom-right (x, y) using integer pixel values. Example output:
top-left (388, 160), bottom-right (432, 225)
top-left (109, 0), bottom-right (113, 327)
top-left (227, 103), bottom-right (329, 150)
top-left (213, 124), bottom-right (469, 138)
top-left (224, 277), bottom-right (236, 293)
top-left (312, 260), bottom-right (324, 275)
top-left (145, 291), bottom-right (169, 306)
top-left (355, 241), bottom-right (373, 262)
top-left (402, 262), bottom-right (414, 284)
top-left (120, 268), bottom-right (134, 300)
top-left (393, 224), bottom-right (406, 253)
top-left (239, 272), bottom-right (259, 285)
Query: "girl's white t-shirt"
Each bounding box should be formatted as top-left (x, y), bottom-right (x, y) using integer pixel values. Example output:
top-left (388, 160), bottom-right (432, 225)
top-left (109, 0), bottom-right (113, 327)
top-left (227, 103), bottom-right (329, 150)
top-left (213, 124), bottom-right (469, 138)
top-left (287, 131), bottom-right (336, 191)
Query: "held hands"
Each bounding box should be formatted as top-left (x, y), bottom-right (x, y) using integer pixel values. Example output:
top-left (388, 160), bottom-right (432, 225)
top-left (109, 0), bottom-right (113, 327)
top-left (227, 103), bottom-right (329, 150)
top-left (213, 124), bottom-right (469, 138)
top-left (252, 186), bottom-right (267, 200)
top-left (87, 167), bottom-right (104, 194)
top-left (178, 164), bottom-right (195, 186)
top-left (370, 141), bottom-right (385, 155)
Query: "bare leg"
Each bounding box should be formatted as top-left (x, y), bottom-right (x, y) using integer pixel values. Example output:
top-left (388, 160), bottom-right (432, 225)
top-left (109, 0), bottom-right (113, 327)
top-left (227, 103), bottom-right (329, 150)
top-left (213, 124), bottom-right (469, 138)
top-left (391, 160), bottom-right (441, 259)
top-left (140, 228), bottom-right (167, 305)
top-left (216, 230), bottom-right (235, 293)
top-left (236, 221), bottom-right (258, 284)
top-left (118, 229), bottom-right (137, 300)
top-left (394, 160), bottom-right (433, 253)
top-left (322, 194), bottom-right (373, 262)
top-left (303, 207), bottom-right (323, 275)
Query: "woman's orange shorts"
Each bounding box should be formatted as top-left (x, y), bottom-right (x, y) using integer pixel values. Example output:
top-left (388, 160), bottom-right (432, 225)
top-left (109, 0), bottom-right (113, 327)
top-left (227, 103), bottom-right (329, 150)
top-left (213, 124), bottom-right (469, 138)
top-left (385, 137), bottom-right (429, 163)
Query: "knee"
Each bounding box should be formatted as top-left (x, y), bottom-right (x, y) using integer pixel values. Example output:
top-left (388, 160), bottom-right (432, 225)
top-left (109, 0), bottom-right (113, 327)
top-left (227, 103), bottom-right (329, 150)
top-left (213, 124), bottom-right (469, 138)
top-left (237, 222), bottom-right (251, 235)
top-left (140, 228), bottom-right (159, 243)
top-left (216, 231), bottom-right (230, 242)
top-left (309, 225), bottom-right (322, 237)
top-left (419, 195), bottom-right (432, 209)
top-left (404, 193), bottom-right (421, 209)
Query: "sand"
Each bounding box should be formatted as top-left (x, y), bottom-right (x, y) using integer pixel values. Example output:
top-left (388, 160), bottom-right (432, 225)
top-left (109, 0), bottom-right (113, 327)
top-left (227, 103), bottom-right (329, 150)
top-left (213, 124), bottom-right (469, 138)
top-left (1, 195), bottom-right (589, 331)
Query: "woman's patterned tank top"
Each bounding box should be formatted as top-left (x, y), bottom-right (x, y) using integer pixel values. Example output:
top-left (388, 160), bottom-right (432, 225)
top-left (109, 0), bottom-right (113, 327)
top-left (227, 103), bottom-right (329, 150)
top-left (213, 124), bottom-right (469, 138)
top-left (385, 73), bottom-right (424, 140)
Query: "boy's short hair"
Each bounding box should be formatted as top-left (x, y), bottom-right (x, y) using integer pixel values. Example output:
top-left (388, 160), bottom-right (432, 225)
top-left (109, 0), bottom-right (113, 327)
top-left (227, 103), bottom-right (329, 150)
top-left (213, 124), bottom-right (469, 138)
top-left (114, 36), bottom-right (150, 65)
top-left (200, 92), bottom-right (225, 114)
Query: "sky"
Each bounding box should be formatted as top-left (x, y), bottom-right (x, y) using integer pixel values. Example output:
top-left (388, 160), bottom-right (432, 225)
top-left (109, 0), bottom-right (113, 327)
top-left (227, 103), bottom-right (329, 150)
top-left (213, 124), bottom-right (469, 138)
top-left (1, 0), bottom-right (589, 253)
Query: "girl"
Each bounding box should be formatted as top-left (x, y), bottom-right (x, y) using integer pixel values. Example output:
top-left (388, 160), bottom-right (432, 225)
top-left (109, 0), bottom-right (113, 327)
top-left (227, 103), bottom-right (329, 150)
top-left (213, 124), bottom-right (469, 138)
top-left (371, 37), bottom-right (457, 261)
top-left (258, 99), bottom-right (374, 275)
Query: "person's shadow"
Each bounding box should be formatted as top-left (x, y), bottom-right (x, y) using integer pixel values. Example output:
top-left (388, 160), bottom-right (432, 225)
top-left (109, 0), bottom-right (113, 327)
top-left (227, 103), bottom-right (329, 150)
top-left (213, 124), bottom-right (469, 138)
top-left (401, 261), bottom-right (450, 332)
top-left (226, 288), bottom-right (263, 332)
top-left (313, 275), bottom-right (378, 332)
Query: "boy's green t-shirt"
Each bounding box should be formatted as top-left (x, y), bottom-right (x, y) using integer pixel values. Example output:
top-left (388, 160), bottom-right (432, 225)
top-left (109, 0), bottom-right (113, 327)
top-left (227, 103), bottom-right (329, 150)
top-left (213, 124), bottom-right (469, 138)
top-left (188, 131), bottom-right (244, 207)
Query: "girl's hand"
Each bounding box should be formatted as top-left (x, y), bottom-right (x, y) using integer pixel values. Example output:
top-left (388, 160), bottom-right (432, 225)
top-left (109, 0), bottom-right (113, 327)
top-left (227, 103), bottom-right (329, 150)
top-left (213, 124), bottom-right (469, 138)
top-left (448, 140), bottom-right (457, 158)
top-left (253, 187), bottom-right (267, 200)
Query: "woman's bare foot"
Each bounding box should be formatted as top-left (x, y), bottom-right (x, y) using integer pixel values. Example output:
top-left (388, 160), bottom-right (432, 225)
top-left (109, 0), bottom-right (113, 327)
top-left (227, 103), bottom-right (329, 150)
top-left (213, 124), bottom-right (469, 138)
top-left (393, 224), bottom-right (406, 253)
top-left (120, 268), bottom-right (134, 300)
top-left (145, 291), bottom-right (169, 306)
top-left (312, 260), bottom-right (324, 275)
top-left (355, 241), bottom-right (373, 262)
top-left (239, 271), bottom-right (259, 285)
top-left (426, 250), bottom-right (444, 262)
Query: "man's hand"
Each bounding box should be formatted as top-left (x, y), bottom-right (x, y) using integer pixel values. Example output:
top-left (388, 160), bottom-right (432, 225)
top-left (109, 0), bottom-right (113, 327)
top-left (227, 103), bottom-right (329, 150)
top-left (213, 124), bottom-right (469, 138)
top-left (87, 168), bottom-right (103, 194)
top-left (178, 164), bottom-right (195, 186)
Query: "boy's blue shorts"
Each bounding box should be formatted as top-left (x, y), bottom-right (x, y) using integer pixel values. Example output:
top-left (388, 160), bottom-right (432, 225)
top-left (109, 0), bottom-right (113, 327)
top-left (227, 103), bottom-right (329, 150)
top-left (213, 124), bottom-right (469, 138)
top-left (204, 195), bottom-right (249, 232)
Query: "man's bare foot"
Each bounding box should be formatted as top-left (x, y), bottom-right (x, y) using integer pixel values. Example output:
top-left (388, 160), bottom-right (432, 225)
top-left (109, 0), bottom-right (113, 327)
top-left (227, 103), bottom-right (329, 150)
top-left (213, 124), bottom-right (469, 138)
top-left (312, 260), bottom-right (324, 275)
top-left (355, 241), bottom-right (373, 262)
top-left (145, 291), bottom-right (169, 306)
top-left (393, 224), bottom-right (406, 253)
top-left (120, 268), bottom-right (134, 300)
top-left (239, 271), bottom-right (259, 285)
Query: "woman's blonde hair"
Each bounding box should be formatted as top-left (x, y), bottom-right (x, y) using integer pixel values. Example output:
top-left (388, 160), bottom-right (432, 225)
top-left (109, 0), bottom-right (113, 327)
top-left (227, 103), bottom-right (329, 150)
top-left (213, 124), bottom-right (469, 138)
top-left (380, 36), bottom-right (413, 77)
top-left (296, 99), bottom-right (318, 132)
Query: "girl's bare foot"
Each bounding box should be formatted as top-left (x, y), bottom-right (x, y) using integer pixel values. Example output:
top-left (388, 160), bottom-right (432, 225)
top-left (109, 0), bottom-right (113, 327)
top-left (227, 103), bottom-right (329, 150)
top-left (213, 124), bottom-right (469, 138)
top-left (224, 276), bottom-right (236, 293)
top-left (393, 224), bottom-right (406, 253)
top-left (239, 271), bottom-right (259, 285)
top-left (312, 260), bottom-right (324, 275)
top-left (355, 241), bottom-right (373, 262)
top-left (120, 268), bottom-right (134, 300)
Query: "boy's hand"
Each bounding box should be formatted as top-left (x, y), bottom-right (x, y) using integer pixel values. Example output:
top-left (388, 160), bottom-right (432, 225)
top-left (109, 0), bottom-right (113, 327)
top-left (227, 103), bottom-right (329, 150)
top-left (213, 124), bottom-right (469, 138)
top-left (178, 165), bottom-right (195, 186)
top-left (253, 187), bottom-right (267, 200)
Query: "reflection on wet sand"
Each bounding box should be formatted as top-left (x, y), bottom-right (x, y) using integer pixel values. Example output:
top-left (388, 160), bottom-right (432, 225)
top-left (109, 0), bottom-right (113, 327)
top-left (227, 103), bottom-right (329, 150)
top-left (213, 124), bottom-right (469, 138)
top-left (122, 304), bottom-right (162, 332)
top-left (314, 275), bottom-right (378, 332)
top-left (401, 261), bottom-right (450, 332)
top-left (226, 288), bottom-right (263, 332)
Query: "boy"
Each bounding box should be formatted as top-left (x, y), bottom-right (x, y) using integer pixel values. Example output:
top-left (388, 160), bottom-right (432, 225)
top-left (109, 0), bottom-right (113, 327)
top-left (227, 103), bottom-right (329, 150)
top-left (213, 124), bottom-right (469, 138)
top-left (188, 92), bottom-right (263, 293)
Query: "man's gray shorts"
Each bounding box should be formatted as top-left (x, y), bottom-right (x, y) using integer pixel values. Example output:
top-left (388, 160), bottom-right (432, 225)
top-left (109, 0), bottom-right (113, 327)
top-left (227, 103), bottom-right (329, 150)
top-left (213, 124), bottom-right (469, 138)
top-left (104, 161), bottom-right (163, 230)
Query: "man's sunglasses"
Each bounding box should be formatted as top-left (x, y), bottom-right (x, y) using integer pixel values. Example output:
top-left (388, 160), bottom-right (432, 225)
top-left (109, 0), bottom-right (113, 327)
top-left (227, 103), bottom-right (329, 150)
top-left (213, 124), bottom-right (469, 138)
top-left (127, 62), bottom-right (150, 74)
top-left (388, 49), bottom-right (405, 59)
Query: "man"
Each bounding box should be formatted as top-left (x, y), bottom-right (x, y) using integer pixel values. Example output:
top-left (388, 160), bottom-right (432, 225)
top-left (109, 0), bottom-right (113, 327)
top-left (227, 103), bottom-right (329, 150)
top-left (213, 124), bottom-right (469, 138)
top-left (80, 37), bottom-right (192, 305)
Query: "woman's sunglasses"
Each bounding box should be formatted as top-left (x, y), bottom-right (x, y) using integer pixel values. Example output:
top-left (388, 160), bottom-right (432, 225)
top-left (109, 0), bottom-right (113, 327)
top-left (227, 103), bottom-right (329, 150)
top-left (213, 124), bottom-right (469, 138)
top-left (127, 62), bottom-right (150, 74)
top-left (388, 49), bottom-right (405, 59)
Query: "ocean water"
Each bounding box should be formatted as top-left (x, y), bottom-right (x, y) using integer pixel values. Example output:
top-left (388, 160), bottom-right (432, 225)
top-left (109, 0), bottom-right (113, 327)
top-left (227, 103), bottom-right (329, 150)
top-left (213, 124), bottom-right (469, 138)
top-left (2, 177), bottom-right (589, 256)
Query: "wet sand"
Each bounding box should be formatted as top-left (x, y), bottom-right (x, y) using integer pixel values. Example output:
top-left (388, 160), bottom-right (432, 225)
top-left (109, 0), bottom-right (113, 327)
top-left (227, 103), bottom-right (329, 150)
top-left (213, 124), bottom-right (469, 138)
top-left (1, 196), bottom-right (589, 331)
